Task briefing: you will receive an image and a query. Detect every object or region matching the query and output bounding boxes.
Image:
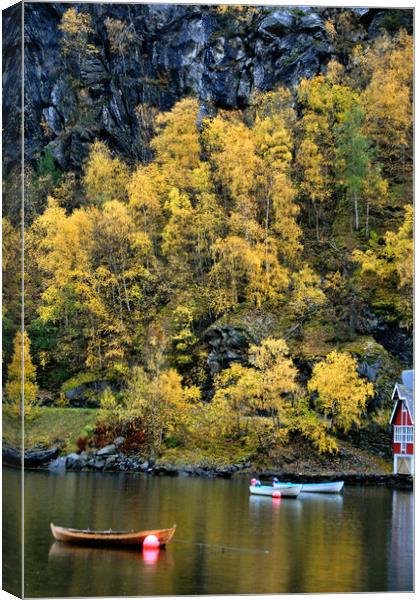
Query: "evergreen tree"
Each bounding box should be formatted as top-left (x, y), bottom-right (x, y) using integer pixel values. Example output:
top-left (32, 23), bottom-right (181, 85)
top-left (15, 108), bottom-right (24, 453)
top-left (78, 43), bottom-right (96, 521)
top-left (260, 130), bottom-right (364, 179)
top-left (336, 105), bottom-right (372, 231)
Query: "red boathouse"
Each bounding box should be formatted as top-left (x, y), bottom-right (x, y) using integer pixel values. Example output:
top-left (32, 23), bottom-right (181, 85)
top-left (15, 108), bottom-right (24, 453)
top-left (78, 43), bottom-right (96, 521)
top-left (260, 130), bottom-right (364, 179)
top-left (389, 370), bottom-right (414, 475)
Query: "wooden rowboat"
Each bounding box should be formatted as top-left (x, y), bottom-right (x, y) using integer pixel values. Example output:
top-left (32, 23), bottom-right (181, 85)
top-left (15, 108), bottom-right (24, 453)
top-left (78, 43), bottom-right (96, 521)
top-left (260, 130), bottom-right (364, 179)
top-left (50, 523), bottom-right (176, 547)
top-left (277, 481), bottom-right (344, 494)
top-left (249, 483), bottom-right (302, 498)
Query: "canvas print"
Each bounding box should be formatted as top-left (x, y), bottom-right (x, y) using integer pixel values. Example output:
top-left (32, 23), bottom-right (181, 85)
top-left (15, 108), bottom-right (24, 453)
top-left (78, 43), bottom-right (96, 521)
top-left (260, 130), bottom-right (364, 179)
top-left (2, 1), bottom-right (414, 597)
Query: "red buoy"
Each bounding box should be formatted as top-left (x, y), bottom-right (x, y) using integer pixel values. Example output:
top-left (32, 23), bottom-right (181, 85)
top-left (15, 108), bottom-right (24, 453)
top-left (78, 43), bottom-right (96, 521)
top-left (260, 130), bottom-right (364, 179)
top-left (143, 534), bottom-right (160, 549)
top-left (272, 490), bottom-right (281, 499)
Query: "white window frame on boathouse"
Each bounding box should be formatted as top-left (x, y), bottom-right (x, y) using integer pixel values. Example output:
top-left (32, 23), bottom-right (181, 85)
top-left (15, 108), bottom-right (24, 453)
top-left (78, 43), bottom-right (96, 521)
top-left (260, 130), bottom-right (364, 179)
top-left (394, 425), bottom-right (414, 444)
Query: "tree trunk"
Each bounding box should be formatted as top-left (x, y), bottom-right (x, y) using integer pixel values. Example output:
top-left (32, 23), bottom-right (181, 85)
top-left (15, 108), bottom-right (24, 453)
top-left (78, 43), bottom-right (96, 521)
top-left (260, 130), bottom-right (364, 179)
top-left (354, 195), bottom-right (359, 231)
top-left (122, 275), bottom-right (131, 314)
top-left (314, 203), bottom-right (320, 242)
top-left (365, 201), bottom-right (370, 239)
top-left (348, 294), bottom-right (357, 339)
top-left (264, 195), bottom-right (270, 273)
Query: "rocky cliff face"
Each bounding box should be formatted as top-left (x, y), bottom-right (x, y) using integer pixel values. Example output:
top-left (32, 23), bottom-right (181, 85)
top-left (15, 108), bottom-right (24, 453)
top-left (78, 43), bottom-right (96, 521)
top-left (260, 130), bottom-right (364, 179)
top-left (8, 3), bottom-right (399, 171)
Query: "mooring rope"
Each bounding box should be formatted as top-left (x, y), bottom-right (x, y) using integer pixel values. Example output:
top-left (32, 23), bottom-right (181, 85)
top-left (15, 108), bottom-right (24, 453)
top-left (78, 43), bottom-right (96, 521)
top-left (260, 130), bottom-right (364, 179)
top-left (172, 539), bottom-right (270, 554)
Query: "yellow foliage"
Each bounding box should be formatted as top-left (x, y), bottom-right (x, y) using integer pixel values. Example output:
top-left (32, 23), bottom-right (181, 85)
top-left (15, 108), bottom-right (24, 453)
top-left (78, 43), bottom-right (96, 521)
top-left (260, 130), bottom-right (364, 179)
top-left (84, 141), bottom-right (129, 204)
top-left (6, 331), bottom-right (38, 414)
top-left (290, 265), bottom-right (327, 319)
top-left (59, 8), bottom-right (95, 57)
top-left (30, 194), bottom-right (156, 369)
top-left (123, 366), bottom-right (200, 452)
top-left (361, 30), bottom-right (413, 172)
top-left (297, 74), bottom-right (360, 239)
top-left (353, 204), bottom-right (413, 289)
top-left (2, 218), bottom-right (21, 319)
top-left (290, 399), bottom-right (338, 454)
top-left (127, 164), bottom-right (162, 237)
top-left (152, 98), bottom-right (202, 191)
top-left (104, 17), bottom-right (135, 57)
top-left (214, 338), bottom-right (298, 423)
top-left (353, 204), bottom-right (413, 327)
top-left (308, 351), bottom-right (374, 432)
top-left (205, 114), bottom-right (261, 222)
top-left (386, 205), bottom-right (413, 288)
top-left (248, 338), bottom-right (299, 413)
top-left (325, 18), bottom-right (337, 40)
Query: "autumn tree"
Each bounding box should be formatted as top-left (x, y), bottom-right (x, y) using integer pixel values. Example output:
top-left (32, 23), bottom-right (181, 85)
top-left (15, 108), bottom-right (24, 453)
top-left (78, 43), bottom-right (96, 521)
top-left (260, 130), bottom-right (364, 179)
top-left (288, 397), bottom-right (338, 454)
top-left (59, 8), bottom-right (97, 82)
top-left (213, 338), bottom-right (299, 428)
top-left (90, 199), bottom-right (156, 365)
top-left (353, 204), bottom-right (413, 327)
top-left (161, 188), bottom-right (197, 285)
top-left (252, 88), bottom-right (302, 266)
top-left (146, 99), bottom-right (224, 298)
top-left (127, 163), bottom-right (162, 248)
top-left (308, 351), bottom-right (374, 432)
top-left (84, 141), bottom-right (129, 204)
top-left (289, 266), bottom-right (327, 321)
top-left (205, 92), bottom-right (301, 310)
top-left (360, 30), bottom-right (413, 180)
top-left (360, 163), bottom-right (389, 239)
top-left (170, 305), bottom-right (198, 369)
top-left (248, 338), bottom-right (299, 421)
top-left (296, 70), bottom-right (358, 240)
top-left (124, 366), bottom-right (199, 455)
top-left (30, 198), bottom-right (98, 371)
top-left (29, 195), bottom-right (157, 372)
top-left (105, 17), bottom-right (135, 74)
top-left (151, 98), bottom-right (202, 193)
top-left (6, 331), bottom-right (39, 415)
top-left (2, 219), bottom-right (21, 364)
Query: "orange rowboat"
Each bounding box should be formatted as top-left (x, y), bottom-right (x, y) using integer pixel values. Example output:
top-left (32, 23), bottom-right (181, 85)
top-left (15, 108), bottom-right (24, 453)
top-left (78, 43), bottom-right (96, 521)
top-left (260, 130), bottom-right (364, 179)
top-left (50, 523), bottom-right (176, 547)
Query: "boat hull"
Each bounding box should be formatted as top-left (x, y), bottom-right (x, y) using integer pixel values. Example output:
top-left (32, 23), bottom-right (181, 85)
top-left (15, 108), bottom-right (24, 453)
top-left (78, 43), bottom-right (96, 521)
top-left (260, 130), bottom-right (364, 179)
top-left (50, 523), bottom-right (176, 547)
top-left (277, 481), bottom-right (344, 494)
top-left (249, 484), bottom-right (302, 498)
top-left (301, 481), bottom-right (344, 493)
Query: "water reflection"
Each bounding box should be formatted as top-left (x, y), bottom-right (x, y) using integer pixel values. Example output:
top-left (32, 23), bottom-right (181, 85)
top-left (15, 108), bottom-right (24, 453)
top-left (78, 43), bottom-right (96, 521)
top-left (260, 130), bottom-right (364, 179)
top-left (387, 490), bottom-right (414, 591)
top-left (142, 548), bottom-right (160, 566)
top-left (2, 468), bottom-right (22, 597)
top-left (299, 492), bottom-right (344, 504)
top-left (249, 495), bottom-right (303, 511)
top-left (5, 470), bottom-right (412, 596)
top-left (49, 541), bottom-right (173, 569)
top-left (49, 542), bottom-right (142, 563)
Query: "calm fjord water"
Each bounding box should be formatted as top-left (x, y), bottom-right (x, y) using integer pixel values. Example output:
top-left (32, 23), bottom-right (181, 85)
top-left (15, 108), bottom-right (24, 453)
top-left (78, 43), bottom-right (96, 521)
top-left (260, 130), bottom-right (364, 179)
top-left (3, 469), bottom-right (413, 596)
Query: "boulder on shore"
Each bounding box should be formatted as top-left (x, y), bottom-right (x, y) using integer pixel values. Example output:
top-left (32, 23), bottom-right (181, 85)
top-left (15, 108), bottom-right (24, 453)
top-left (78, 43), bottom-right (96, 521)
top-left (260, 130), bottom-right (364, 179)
top-left (97, 444), bottom-right (117, 457)
top-left (3, 445), bottom-right (59, 468)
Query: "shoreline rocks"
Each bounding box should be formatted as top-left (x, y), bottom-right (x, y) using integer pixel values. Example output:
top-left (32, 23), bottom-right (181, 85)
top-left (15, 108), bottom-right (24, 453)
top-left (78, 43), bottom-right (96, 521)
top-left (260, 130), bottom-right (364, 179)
top-left (2, 444), bottom-right (60, 469)
top-left (2, 444), bottom-right (412, 490)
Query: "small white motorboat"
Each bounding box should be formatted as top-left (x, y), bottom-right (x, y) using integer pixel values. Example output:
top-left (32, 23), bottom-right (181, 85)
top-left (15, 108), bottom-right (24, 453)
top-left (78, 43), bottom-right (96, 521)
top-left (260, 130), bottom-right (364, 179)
top-left (277, 481), bottom-right (344, 494)
top-left (249, 483), bottom-right (302, 498)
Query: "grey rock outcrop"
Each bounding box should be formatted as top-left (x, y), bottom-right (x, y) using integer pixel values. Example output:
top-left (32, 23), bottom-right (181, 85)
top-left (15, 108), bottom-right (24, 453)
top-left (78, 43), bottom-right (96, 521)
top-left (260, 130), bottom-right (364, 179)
top-left (4, 3), bottom-right (398, 172)
top-left (2, 445), bottom-right (60, 469)
top-left (97, 444), bottom-right (117, 457)
top-left (205, 326), bottom-right (256, 375)
top-left (65, 452), bottom-right (86, 471)
top-left (339, 337), bottom-right (401, 411)
top-left (63, 380), bottom-right (114, 408)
